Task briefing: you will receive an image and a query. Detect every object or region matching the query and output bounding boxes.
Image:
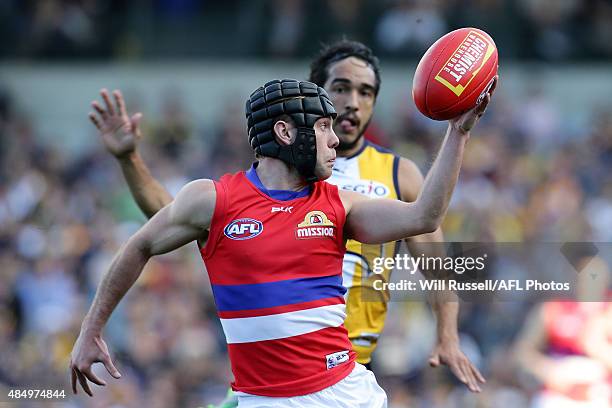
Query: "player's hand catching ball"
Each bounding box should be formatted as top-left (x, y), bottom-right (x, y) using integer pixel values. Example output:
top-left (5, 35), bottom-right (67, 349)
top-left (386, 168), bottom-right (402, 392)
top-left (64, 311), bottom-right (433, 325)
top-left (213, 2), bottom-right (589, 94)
top-left (449, 76), bottom-right (498, 135)
top-left (89, 89), bottom-right (143, 159)
top-left (70, 332), bottom-right (121, 396)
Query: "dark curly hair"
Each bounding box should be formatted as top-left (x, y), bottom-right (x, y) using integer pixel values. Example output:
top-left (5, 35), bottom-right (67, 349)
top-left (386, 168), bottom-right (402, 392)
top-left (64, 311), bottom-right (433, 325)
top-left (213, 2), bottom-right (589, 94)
top-left (309, 40), bottom-right (381, 96)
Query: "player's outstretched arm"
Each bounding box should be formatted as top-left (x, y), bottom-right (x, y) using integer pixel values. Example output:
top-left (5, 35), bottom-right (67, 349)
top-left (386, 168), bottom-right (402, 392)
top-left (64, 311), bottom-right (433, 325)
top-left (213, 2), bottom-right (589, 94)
top-left (341, 127), bottom-right (461, 243)
top-left (70, 179), bottom-right (215, 396)
top-left (342, 119), bottom-right (472, 243)
top-left (89, 89), bottom-right (173, 218)
top-left (343, 77), bottom-right (495, 244)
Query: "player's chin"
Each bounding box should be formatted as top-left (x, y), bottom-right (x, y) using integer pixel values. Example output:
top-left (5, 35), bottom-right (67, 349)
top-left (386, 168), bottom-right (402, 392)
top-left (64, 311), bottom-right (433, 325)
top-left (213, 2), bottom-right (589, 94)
top-left (335, 127), bottom-right (359, 143)
top-left (337, 131), bottom-right (359, 145)
top-left (314, 166), bottom-right (333, 181)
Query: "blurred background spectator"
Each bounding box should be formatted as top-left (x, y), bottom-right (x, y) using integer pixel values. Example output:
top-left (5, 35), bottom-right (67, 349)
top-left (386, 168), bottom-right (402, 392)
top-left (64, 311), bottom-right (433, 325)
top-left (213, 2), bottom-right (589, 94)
top-left (2, 0), bottom-right (612, 60)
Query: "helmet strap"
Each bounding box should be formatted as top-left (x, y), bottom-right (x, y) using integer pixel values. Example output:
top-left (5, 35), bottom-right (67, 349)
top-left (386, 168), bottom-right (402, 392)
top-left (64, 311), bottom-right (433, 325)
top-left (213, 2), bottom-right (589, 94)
top-left (278, 127), bottom-right (317, 183)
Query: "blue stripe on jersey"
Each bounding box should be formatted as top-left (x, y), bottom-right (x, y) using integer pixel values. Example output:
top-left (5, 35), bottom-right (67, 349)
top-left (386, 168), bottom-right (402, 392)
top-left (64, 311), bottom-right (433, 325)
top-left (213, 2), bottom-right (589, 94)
top-left (393, 155), bottom-right (401, 200)
top-left (212, 274), bottom-right (346, 312)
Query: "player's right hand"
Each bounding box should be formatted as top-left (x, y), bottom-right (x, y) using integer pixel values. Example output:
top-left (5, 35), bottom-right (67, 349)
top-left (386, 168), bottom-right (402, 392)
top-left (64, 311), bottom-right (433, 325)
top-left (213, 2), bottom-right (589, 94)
top-left (89, 88), bottom-right (143, 159)
top-left (449, 75), bottom-right (498, 135)
top-left (69, 332), bottom-right (121, 397)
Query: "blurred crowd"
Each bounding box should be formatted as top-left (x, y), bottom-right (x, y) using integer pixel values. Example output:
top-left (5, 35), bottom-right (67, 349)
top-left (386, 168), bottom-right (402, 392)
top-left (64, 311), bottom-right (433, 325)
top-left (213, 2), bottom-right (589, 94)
top-left (2, 0), bottom-right (612, 61)
top-left (1, 59), bottom-right (611, 406)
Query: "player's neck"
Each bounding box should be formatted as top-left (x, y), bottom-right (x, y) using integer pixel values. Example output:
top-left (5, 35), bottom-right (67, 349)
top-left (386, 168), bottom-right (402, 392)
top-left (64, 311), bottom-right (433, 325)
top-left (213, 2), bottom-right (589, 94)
top-left (336, 136), bottom-right (365, 158)
top-left (255, 158), bottom-right (309, 191)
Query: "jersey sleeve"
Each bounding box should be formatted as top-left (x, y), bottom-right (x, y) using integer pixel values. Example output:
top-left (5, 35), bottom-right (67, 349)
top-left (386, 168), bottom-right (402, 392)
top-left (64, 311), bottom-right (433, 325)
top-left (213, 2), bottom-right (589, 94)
top-left (323, 182), bottom-right (347, 253)
top-left (201, 179), bottom-right (228, 260)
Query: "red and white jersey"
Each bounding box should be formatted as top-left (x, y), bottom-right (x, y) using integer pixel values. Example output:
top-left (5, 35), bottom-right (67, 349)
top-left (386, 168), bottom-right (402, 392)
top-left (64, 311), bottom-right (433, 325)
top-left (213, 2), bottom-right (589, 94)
top-left (200, 167), bottom-right (356, 397)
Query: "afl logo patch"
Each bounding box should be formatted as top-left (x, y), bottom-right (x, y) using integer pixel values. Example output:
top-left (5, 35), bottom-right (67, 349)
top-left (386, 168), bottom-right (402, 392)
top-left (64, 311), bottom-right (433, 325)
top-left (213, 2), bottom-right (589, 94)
top-left (224, 218), bottom-right (263, 240)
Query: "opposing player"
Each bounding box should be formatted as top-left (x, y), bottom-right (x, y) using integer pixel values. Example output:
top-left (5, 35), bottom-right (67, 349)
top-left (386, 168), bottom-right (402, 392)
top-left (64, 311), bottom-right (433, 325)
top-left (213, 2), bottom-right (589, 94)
top-left (87, 40), bottom-right (486, 398)
top-left (70, 78), bottom-right (493, 406)
top-left (309, 41), bottom-right (483, 388)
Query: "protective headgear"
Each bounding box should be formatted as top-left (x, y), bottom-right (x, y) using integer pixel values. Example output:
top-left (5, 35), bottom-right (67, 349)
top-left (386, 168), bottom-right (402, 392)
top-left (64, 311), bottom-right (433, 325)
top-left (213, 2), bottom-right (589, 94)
top-left (246, 79), bottom-right (337, 182)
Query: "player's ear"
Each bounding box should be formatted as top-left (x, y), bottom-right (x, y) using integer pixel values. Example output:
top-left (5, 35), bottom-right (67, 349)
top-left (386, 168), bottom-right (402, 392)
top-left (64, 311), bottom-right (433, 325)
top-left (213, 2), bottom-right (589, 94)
top-left (273, 119), bottom-right (295, 146)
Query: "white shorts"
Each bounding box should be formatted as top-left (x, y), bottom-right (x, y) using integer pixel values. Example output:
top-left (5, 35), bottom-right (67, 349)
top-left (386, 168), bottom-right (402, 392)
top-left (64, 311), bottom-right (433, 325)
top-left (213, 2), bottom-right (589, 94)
top-left (235, 363), bottom-right (387, 407)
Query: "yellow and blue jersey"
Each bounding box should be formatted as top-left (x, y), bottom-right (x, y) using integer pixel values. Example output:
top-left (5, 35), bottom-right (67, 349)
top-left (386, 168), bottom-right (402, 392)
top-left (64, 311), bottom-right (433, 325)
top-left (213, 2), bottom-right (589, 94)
top-left (327, 141), bottom-right (401, 364)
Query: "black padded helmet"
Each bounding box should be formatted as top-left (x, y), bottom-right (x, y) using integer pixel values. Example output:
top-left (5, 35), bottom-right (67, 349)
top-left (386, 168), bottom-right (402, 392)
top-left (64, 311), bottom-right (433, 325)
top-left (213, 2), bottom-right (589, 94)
top-left (246, 79), bottom-right (337, 182)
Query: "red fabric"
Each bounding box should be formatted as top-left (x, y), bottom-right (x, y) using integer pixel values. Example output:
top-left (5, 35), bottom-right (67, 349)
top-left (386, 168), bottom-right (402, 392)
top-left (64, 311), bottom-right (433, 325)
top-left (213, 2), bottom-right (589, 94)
top-left (228, 327), bottom-right (355, 397)
top-left (199, 171), bottom-right (355, 396)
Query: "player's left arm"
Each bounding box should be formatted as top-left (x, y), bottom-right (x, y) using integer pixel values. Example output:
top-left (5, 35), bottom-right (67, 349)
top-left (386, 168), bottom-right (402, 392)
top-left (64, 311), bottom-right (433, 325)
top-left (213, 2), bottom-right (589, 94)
top-left (397, 157), bottom-right (485, 392)
top-left (342, 102), bottom-right (483, 243)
